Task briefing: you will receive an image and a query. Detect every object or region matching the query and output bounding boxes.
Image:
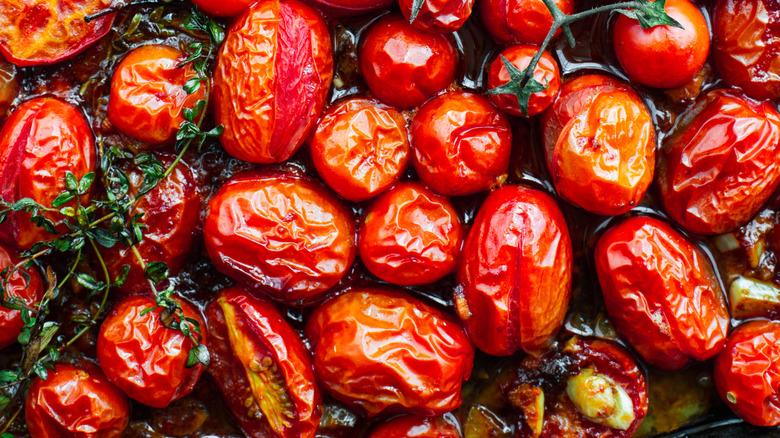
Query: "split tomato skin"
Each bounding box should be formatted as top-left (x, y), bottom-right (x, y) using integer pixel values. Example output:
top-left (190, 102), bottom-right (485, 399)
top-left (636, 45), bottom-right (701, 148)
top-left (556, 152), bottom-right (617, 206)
top-left (398, 0), bottom-right (474, 33)
top-left (368, 415), bottom-right (461, 438)
top-left (0, 243), bottom-right (43, 350)
top-left (488, 45), bottom-right (561, 117)
top-left (479, 0), bottom-right (574, 45)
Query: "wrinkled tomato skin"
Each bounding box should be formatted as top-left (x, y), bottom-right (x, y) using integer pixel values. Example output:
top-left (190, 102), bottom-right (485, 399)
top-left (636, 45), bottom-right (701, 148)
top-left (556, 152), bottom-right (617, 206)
top-left (479, 0), bottom-right (574, 45)
top-left (191, 0), bottom-right (255, 16)
top-left (205, 286), bottom-right (321, 438)
top-left (714, 319), bottom-right (780, 427)
top-left (0, 243), bottom-right (43, 350)
top-left (411, 91), bottom-right (512, 196)
top-left (25, 363), bottom-right (130, 438)
top-left (303, 0), bottom-right (395, 16)
top-left (0, 97), bottom-right (96, 249)
top-left (108, 45), bottom-right (206, 146)
top-left (360, 15), bottom-right (456, 110)
top-left (455, 185), bottom-right (572, 357)
top-left (368, 415), bottom-right (461, 438)
top-left (214, 0), bottom-right (333, 164)
top-left (310, 97), bottom-right (409, 202)
top-left (595, 216), bottom-right (729, 370)
top-left (613, 0), bottom-right (709, 89)
top-left (488, 45), bottom-right (560, 117)
top-left (657, 89), bottom-right (780, 235)
top-left (203, 171), bottom-right (355, 306)
top-left (305, 288), bottom-right (474, 417)
top-left (97, 295), bottom-right (207, 408)
top-left (358, 182), bottom-right (462, 286)
top-left (398, 0), bottom-right (474, 33)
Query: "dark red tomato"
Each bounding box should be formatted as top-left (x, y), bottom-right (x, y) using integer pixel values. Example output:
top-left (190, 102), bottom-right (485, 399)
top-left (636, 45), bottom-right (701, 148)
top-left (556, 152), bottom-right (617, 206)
top-left (358, 182), bottom-right (462, 286)
top-left (411, 91), bottom-right (512, 196)
top-left (214, 0), bottom-right (333, 164)
top-left (203, 171), bottom-right (355, 306)
top-left (206, 286), bottom-right (321, 438)
top-left (97, 295), bottom-right (207, 408)
top-left (359, 15), bottom-right (457, 110)
top-left (479, 0), bottom-right (574, 45)
top-left (0, 97), bottom-right (96, 249)
top-left (398, 0), bottom-right (474, 33)
top-left (108, 45), bottom-right (207, 146)
top-left (305, 288), bottom-right (474, 417)
top-left (455, 185), bottom-right (572, 356)
top-left (25, 362), bottom-right (130, 438)
top-left (714, 319), bottom-right (780, 427)
top-left (368, 415), bottom-right (461, 438)
top-left (0, 60), bottom-right (18, 117)
top-left (595, 216), bottom-right (729, 370)
top-left (310, 97), bottom-right (409, 202)
top-left (303, 0), bottom-right (395, 16)
top-left (0, 243), bottom-right (43, 349)
top-left (487, 44), bottom-right (561, 117)
top-left (657, 89), bottom-right (780, 235)
top-left (191, 0), bottom-right (255, 16)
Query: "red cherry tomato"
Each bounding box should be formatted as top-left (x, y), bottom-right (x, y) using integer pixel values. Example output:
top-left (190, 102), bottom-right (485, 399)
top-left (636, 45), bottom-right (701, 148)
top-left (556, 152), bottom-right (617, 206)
top-left (398, 0), bottom-right (475, 33)
top-left (360, 15), bottom-right (457, 110)
top-left (487, 44), bottom-right (561, 117)
top-left (206, 286), bottom-right (321, 438)
top-left (302, 0), bottom-right (395, 16)
top-left (305, 288), bottom-right (475, 417)
top-left (25, 363), bottom-right (130, 438)
top-left (595, 216), bottom-right (730, 370)
top-left (657, 89), bottom-right (780, 235)
top-left (368, 415), bottom-right (461, 438)
top-left (203, 171), bottom-right (356, 306)
top-left (191, 0), bottom-right (255, 16)
top-left (411, 91), bottom-right (512, 196)
top-left (714, 319), bottom-right (780, 427)
top-left (310, 97), bottom-right (409, 202)
top-left (0, 97), bottom-right (96, 249)
top-left (0, 243), bottom-right (43, 350)
top-left (479, 0), bottom-right (574, 45)
top-left (358, 182), bottom-right (462, 286)
top-left (97, 295), bottom-right (207, 408)
top-left (455, 185), bottom-right (572, 356)
top-left (214, 0), bottom-right (333, 163)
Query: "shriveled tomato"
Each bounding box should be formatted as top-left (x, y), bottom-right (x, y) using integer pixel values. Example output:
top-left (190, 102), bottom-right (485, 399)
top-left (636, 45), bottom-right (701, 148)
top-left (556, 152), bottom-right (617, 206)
top-left (488, 45), bottom-right (561, 117)
top-left (0, 243), bottom-right (43, 349)
top-left (360, 15), bottom-right (456, 110)
top-left (214, 0), bottom-right (333, 163)
top-left (310, 97), bottom-right (409, 202)
top-left (455, 185), bottom-right (572, 356)
top-left (97, 295), bottom-right (207, 408)
top-left (714, 319), bottom-right (780, 427)
top-left (191, 0), bottom-right (255, 16)
top-left (479, 0), bottom-right (574, 45)
top-left (657, 89), bottom-right (780, 235)
top-left (368, 415), bottom-right (461, 438)
top-left (411, 91), bottom-right (512, 196)
top-left (206, 286), bottom-right (321, 438)
top-left (595, 216), bottom-right (729, 370)
top-left (0, 60), bottom-right (18, 117)
top-left (25, 362), bottom-right (130, 438)
top-left (358, 182), bottom-right (462, 286)
top-left (203, 171), bottom-right (355, 306)
top-left (303, 0), bottom-right (395, 16)
top-left (399, 0), bottom-right (474, 33)
top-left (0, 97), bottom-right (96, 249)
top-left (305, 288), bottom-right (474, 417)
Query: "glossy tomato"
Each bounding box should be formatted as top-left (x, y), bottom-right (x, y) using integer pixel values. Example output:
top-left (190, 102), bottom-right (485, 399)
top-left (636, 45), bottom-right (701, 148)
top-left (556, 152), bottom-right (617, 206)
top-left (191, 0), bottom-right (255, 16)
top-left (206, 286), bottom-right (321, 438)
top-left (399, 0), bottom-right (474, 33)
top-left (488, 44), bottom-right (561, 117)
top-left (305, 288), bottom-right (474, 417)
top-left (214, 0), bottom-right (333, 163)
top-left (479, 0), bottom-right (574, 45)
top-left (0, 60), bottom-right (18, 117)
top-left (368, 415), bottom-right (461, 438)
top-left (0, 243), bottom-right (43, 349)
top-left (303, 0), bottom-right (395, 16)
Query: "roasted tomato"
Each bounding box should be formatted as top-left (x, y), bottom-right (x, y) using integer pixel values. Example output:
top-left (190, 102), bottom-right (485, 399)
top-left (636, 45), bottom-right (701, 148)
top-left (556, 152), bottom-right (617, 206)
top-left (479, 0), bottom-right (574, 45)
top-left (214, 0), bottom-right (333, 164)
top-left (0, 243), bottom-right (43, 349)
top-left (487, 45), bottom-right (561, 117)
top-left (310, 97), bottom-right (409, 202)
top-left (398, 0), bottom-right (474, 33)
top-left (97, 295), bottom-right (207, 408)
top-left (108, 45), bottom-right (206, 146)
top-left (657, 89), bottom-right (780, 235)
top-left (203, 171), bottom-right (355, 306)
top-left (0, 97), bottom-right (96, 249)
top-left (454, 185), bottom-right (572, 356)
top-left (411, 91), bottom-right (512, 196)
top-left (0, 60), bottom-right (18, 117)
top-left (714, 319), bottom-right (780, 427)
top-left (305, 288), bottom-right (474, 416)
top-left (358, 182), bottom-right (462, 286)
top-left (360, 15), bottom-right (457, 110)
top-left (191, 0), bottom-right (255, 16)
top-left (302, 0), bottom-right (395, 16)
top-left (206, 286), bottom-right (321, 438)
top-left (595, 216), bottom-right (729, 370)
top-left (613, 0), bottom-right (709, 89)
top-left (25, 362), bottom-right (130, 438)
top-left (368, 415), bottom-right (461, 438)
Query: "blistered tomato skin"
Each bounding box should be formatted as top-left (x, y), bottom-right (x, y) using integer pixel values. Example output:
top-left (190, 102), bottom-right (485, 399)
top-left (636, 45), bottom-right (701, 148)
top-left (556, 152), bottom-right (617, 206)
top-left (488, 45), bottom-right (561, 117)
top-left (0, 97), bottom-right (96, 249)
top-left (97, 295), bottom-right (207, 408)
top-left (25, 363), bottom-right (130, 438)
top-left (206, 286), bottom-right (321, 438)
top-left (398, 0), bottom-right (475, 33)
top-left (358, 182), bottom-right (462, 286)
top-left (203, 172), bottom-right (355, 306)
top-left (479, 0), bottom-right (574, 45)
top-left (0, 243), bottom-right (43, 350)
top-left (411, 91), bottom-right (512, 196)
top-left (305, 288), bottom-right (474, 417)
top-left (657, 89), bottom-right (780, 235)
top-left (360, 15), bottom-right (457, 110)
top-left (302, 0), bottom-right (395, 16)
top-left (214, 0), bottom-right (333, 164)
top-left (368, 415), bottom-right (461, 438)
top-left (310, 97), bottom-right (409, 202)
top-left (595, 216), bottom-right (729, 370)
top-left (455, 185), bottom-right (573, 357)
top-left (714, 320), bottom-right (780, 427)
